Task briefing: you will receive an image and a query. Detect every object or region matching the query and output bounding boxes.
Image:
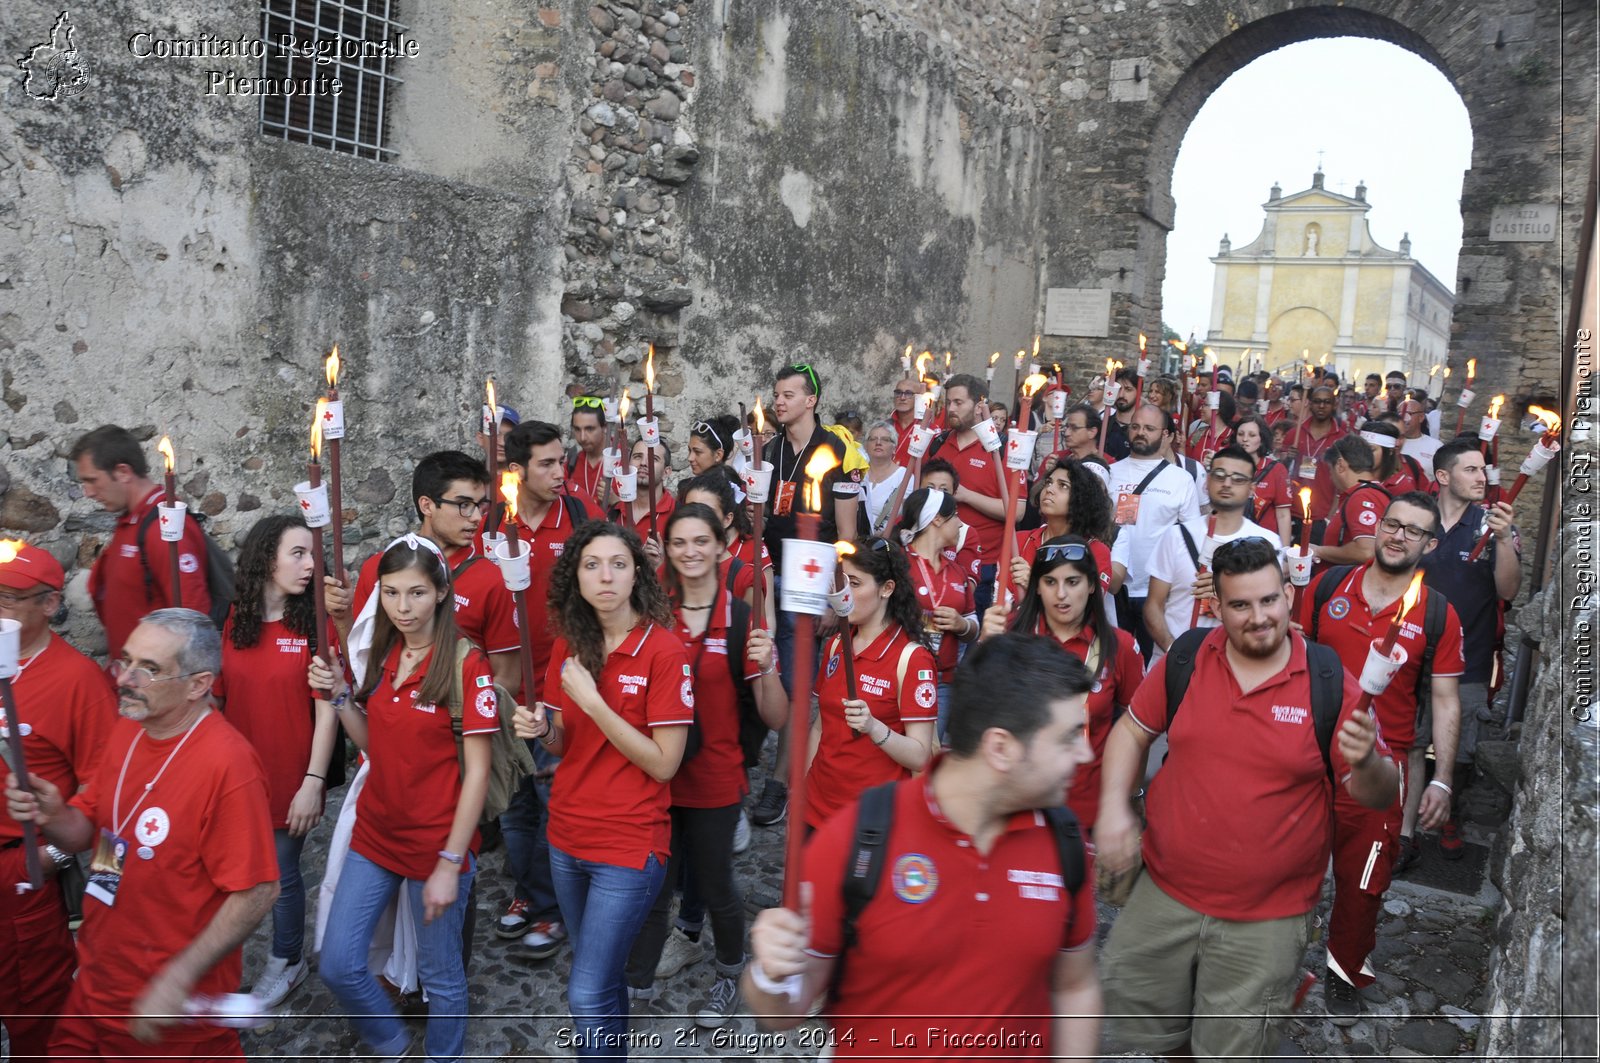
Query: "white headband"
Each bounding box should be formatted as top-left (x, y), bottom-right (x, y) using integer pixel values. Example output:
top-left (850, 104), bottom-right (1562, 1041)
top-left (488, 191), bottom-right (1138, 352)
top-left (346, 533), bottom-right (451, 686)
top-left (899, 490), bottom-right (947, 546)
top-left (1360, 430), bottom-right (1396, 449)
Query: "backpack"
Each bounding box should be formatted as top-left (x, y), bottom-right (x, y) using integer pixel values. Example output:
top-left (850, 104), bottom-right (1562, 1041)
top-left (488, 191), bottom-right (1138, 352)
top-left (1310, 564), bottom-right (1447, 727)
top-left (1163, 627), bottom-right (1343, 782)
top-left (834, 781), bottom-right (1086, 998)
top-left (444, 639), bottom-right (535, 823)
top-left (136, 506), bottom-right (236, 629)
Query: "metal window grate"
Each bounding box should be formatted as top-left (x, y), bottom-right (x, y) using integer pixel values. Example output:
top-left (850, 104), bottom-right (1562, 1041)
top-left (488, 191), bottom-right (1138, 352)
top-left (258, 0), bottom-right (405, 161)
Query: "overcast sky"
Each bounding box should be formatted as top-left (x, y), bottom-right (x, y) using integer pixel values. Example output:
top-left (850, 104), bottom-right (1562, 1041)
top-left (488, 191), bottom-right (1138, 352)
top-left (1162, 38), bottom-right (1473, 341)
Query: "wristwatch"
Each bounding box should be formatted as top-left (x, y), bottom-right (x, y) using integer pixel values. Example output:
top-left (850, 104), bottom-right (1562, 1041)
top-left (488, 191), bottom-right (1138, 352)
top-left (42, 844), bottom-right (74, 869)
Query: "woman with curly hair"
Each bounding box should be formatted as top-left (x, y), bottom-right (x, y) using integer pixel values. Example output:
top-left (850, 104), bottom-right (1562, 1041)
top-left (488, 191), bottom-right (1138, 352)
top-left (804, 538), bottom-right (938, 832)
top-left (1010, 456), bottom-right (1115, 617)
top-left (1233, 413), bottom-right (1294, 543)
top-left (214, 513), bottom-right (336, 1008)
top-left (513, 521), bottom-right (690, 1059)
top-left (980, 535), bottom-right (1141, 829)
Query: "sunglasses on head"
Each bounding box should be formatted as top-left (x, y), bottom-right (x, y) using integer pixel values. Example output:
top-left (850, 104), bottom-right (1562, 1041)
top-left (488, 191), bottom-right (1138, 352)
top-left (573, 395), bottom-right (604, 410)
top-left (789, 363), bottom-right (821, 398)
top-left (692, 421), bottom-right (725, 450)
top-left (1039, 543), bottom-right (1091, 563)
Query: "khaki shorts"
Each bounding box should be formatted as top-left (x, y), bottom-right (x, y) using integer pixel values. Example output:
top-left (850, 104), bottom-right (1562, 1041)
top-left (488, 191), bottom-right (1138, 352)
top-left (1102, 875), bottom-right (1314, 1061)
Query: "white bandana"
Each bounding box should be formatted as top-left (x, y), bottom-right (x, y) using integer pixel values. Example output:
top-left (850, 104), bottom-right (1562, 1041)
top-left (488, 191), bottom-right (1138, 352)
top-left (347, 534), bottom-right (451, 686)
top-left (898, 490), bottom-right (948, 546)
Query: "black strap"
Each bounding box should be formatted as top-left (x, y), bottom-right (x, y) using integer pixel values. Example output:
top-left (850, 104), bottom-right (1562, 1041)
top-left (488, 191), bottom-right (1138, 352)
top-left (1043, 806), bottom-right (1086, 896)
top-left (1309, 565), bottom-right (1356, 643)
top-left (1176, 524), bottom-right (1201, 569)
top-left (1413, 590), bottom-right (1447, 726)
top-left (452, 555), bottom-right (481, 580)
top-left (1131, 460), bottom-right (1171, 497)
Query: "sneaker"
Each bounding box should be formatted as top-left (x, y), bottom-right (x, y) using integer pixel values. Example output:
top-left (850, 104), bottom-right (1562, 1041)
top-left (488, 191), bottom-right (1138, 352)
top-left (750, 779), bottom-right (788, 826)
top-left (694, 975), bottom-right (741, 1029)
top-left (1324, 970), bottom-right (1361, 1026)
top-left (628, 983), bottom-right (658, 1015)
top-left (1393, 833), bottom-right (1422, 875)
top-left (496, 898), bottom-right (533, 939)
top-left (1439, 819), bottom-right (1465, 860)
top-left (519, 920), bottom-right (568, 960)
top-left (251, 955), bottom-right (308, 1009)
top-left (655, 928), bottom-right (706, 980)
top-left (733, 810), bottom-right (752, 854)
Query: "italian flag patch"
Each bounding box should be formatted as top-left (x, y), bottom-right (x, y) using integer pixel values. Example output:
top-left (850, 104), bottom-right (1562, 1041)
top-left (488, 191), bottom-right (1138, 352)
top-left (917, 670), bottom-right (933, 681)
top-left (476, 675), bottom-right (493, 688)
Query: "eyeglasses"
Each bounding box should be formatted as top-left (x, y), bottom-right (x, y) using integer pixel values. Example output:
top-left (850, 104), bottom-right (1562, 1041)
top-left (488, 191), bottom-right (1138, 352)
top-left (892, 389), bottom-right (916, 398)
top-left (1039, 542), bottom-right (1090, 563)
top-left (0, 589), bottom-right (52, 608)
top-left (432, 496), bottom-right (491, 518)
top-left (1310, 397), bottom-right (1337, 406)
top-left (1066, 421), bottom-right (1091, 432)
top-left (691, 421), bottom-right (725, 450)
top-left (1208, 470), bottom-right (1253, 486)
top-left (1378, 517), bottom-right (1434, 542)
top-left (572, 396), bottom-right (604, 410)
top-left (110, 660), bottom-right (208, 689)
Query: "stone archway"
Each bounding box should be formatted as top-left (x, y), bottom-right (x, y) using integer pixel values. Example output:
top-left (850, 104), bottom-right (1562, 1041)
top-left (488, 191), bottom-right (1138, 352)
top-left (1038, 0), bottom-right (1593, 472)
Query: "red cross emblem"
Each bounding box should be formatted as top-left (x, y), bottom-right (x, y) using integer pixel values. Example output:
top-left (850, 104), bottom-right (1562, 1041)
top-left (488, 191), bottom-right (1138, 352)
top-left (802, 558), bottom-right (823, 578)
top-left (299, 498), bottom-right (312, 510)
top-left (322, 408), bottom-right (335, 422)
top-left (144, 815), bottom-right (160, 835)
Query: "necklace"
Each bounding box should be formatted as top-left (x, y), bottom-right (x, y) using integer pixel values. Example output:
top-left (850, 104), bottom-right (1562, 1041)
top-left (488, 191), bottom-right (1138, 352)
top-left (112, 709), bottom-right (210, 837)
top-left (11, 635), bottom-right (50, 682)
top-left (679, 602), bottom-right (713, 610)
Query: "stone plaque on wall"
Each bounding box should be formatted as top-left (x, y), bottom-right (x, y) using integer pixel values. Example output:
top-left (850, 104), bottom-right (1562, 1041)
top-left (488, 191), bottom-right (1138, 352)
top-left (1044, 288), bottom-right (1112, 337)
top-left (1489, 204), bottom-right (1557, 242)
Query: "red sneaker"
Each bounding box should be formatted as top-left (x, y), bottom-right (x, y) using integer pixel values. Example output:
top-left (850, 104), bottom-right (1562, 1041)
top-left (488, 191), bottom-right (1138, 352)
top-left (1439, 819), bottom-right (1465, 861)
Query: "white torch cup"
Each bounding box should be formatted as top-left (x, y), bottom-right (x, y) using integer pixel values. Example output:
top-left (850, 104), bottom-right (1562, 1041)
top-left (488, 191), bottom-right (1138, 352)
top-left (1187, 376), bottom-right (1199, 395)
top-left (1486, 464), bottom-right (1501, 487)
top-left (638, 417), bottom-right (661, 447)
top-left (1286, 550), bottom-right (1314, 587)
top-left (481, 531), bottom-right (507, 565)
top-left (603, 448), bottom-right (623, 478)
top-left (1137, 358), bottom-right (1151, 379)
top-left (613, 469), bottom-right (638, 502)
top-left (157, 501), bottom-right (188, 541)
top-left (493, 538), bottom-right (533, 592)
top-left (1103, 381), bottom-right (1121, 409)
top-left (827, 582), bottom-right (854, 617)
top-left (1478, 416), bottom-right (1500, 443)
top-left (292, 484), bottom-right (331, 529)
top-left (1005, 431), bottom-right (1038, 471)
top-left (1048, 391), bottom-right (1068, 422)
top-left (1358, 640), bottom-right (1409, 696)
top-left (1457, 388), bottom-right (1476, 408)
top-left (744, 462), bottom-right (775, 504)
top-left (733, 428), bottom-right (755, 461)
top-left (913, 394), bottom-right (931, 420)
top-left (322, 400), bottom-right (346, 440)
top-left (907, 424), bottom-right (936, 459)
top-left (1519, 440), bottom-right (1560, 476)
top-left (0, 617), bottom-right (20, 679)
top-left (601, 397), bottom-right (620, 424)
top-left (780, 540), bottom-right (835, 616)
top-left (1207, 390), bottom-right (1221, 412)
top-left (972, 417), bottom-right (1002, 453)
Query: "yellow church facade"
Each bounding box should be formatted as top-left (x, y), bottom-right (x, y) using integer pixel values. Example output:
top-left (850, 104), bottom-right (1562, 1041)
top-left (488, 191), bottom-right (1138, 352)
top-left (1204, 171), bottom-right (1453, 384)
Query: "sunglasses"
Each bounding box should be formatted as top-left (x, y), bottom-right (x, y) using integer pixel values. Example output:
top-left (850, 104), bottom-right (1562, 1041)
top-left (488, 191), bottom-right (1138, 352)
top-left (691, 421), bottom-right (725, 450)
top-left (892, 389), bottom-right (916, 398)
top-left (789, 363), bottom-right (821, 398)
top-left (1039, 542), bottom-right (1090, 563)
top-left (572, 396), bottom-right (604, 410)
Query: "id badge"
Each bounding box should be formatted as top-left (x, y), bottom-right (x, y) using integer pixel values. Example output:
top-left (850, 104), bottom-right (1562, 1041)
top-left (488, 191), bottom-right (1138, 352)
top-left (1298, 458), bottom-right (1317, 479)
top-left (85, 828), bottom-right (129, 908)
top-left (1114, 490), bottom-right (1141, 525)
top-left (774, 479), bottom-right (797, 517)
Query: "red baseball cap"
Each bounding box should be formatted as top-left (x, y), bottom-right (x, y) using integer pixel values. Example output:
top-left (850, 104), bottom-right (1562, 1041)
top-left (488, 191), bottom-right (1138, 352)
top-left (0, 541), bottom-right (65, 592)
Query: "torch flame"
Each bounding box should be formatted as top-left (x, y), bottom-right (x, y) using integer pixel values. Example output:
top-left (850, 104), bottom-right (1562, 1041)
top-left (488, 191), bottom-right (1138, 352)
top-left (835, 540), bottom-right (857, 559)
top-left (157, 436), bottom-right (176, 473)
top-left (916, 351), bottom-right (934, 377)
top-left (1488, 395), bottom-right (1506, 419)
top-left (1429, 364), bottom-right (1439, 377)
top-left (311, 401), bottom-right (326, 460)
top-left (904, 342), bottom-right (914, 363)
top-left (486, 376), bottom-right (497, 413)
top-left (1139, 333), bottom-right (1148, 353)
top-left (325, 345), bottom-right (341, 389)
top-left (1170, 339), bottom-right (1188, 353)
top-left (1021, 373), bottom-right (1049, 398)
top-left (500, 471), bottom-right (520, 521)
top-left (619, 391), bottom-right (632, 422)
top-left (1444, 366), bottom-right (1452, 379)
top-left (943, 351), bottom-right (952, 370)
top-left (1205, 347), bottom-right (1217, 369)
top-left (1298, 486), bottom-right (1313, 521)
top-left (1032, 335), bottom-right (1041, 359)
top-left (1528, 406), bottom-right (1562, 435)
top-left (645, 345), bottom-right (656, 393)
top-left (1467, 358), bottom-right (1476, 380)
top-left (1319, 352), bottom-right (1329, 366)
top-left (752, 396), bottom-right (766, 434)
top-left (1015, 349), bottom-right (1025, 366)
top-left (0, 539), bottom-right (22, 564)
top-left (1105, 357), bottom-right (1115, 375)
top-left (803, 448), bottom-right (841, 511)
top-left (988, 352), bottom-right (1001, 367)
top-left (1398, 572), bottom-right (1425, 624)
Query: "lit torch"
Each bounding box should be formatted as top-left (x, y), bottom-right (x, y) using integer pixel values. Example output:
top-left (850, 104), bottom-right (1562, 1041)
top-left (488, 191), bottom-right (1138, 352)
top-left (323, 347), bottom-right (346, 582)
top-left (1135, 332), bottom-right (1149, 407)
top-left (986, 351), bottom-right (1001, 385)
top-left (307, 410), bottom-right (329, 674)
top-left (1479, 394), bottom-right (1506, 456)
top-left (1454, 358), bottom-right (1477, 437)
top-left (833, 540), bottom-right (859, 703)
top-left (901, 343), bottom-right (913, 375)
top-left (644, 346), bottom-right (661, 541)
top-left (499, 471), bottom-right (539, 695)
top-left (1467, 406), bottom-right (1561, 561)
top-left (749, 397), bottom-right (769, 628)
top-left (157, 436), bottom-right (183, 609)
top-left (1352, 573), bottom-right (1425, 716)
top-left (484, 375), bottom-right (501, 531)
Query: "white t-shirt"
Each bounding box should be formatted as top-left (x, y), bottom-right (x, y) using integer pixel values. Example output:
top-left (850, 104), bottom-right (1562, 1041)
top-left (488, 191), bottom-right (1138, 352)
top-left (1402, 435), bottom-right (1443, 479)
top-left (1146, 517), bottom-right (1283, 658)
top-left (861, 466), bottom-right (908, 532)
top-left (1107, 457), bottom-right (1202, 597)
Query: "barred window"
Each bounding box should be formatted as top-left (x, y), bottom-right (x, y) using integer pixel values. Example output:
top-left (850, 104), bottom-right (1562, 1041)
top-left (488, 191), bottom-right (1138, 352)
top-left (259, 0), bottom-right (405, 161)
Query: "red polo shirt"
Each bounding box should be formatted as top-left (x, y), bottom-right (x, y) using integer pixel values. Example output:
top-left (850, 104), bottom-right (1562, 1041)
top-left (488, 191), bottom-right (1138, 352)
top-left (670, 588), bottom-right (759, 809)
top-left (1035, 621), bottom-right (1142, 830)
top-left (608, 489), bottom-right (677, 543)
top-left (806, 624), bottom-right (937, 830)
top-left (354, 543), bottom-right (519, 661)
top-left (88, 486), bottom-right (212, 661)
top-left (353, 643), bottom-right (497, 879)
top-left (904, 549), bottom-right (975, 681)
top-left (1286, 421), bottom-right (1346, 520)
top-left (891, 409), bottom-right (945, 466)
top-left (804, 768), bottom-right (1096, 1058)
top-left (1251, 458), bottom-right (1292, 524)
top-left (546, 624), bottom-right (693, 868)
top-left (215, 616), bottom-right (319, 828)
top-left (511, 495), bottom-right (589, 701)
top-left (0, 634), bottom-right (114, 847)
top-left (1016, 529), bottom-right (1113, 594)
top-left (723, 535), bottom-right (773, 600)
top-left (1129, 629), bottom-right (1389, 920)
top-left (1296, 564), bottom-right (1464, 751)
top-left (941, 433), bottom-right (1007, 559)
top-left (1325, 482), bottom-right (1391, 548)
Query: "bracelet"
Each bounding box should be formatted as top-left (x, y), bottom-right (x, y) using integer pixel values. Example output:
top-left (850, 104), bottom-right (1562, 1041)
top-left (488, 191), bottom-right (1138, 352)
top-left (437, 849), bottom-right (464, 865)
top-left (748, 959), bottom-right (797, 998)
top-left (305, 772), bottom-right (325, 782)
top-left (872, 725), bottom-right (892, 747)
top-left (757, 663), bottom-right (776, 677)
top-left (1427, 780), bottom-right (1453, 795)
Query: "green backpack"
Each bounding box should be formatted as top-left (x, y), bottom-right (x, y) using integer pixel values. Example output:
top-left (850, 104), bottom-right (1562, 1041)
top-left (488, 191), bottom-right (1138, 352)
top-left (444, 639), bottom-right (535, 823)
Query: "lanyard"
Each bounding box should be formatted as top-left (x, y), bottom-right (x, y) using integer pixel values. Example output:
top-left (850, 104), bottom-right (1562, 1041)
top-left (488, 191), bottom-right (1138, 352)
top-left (911, 550), bottom-right (955, 614)
top-left (111, 710), bottom-right (209, 838)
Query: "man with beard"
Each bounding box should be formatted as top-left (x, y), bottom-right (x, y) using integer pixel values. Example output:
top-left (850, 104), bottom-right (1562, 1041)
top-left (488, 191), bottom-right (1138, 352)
top-left (1414, 439), bottom-right (1522, 862)
top-left (1143, 447), bottom-right (1282, 659)
top-left (1096, 538), bottom-right (1398, 1061)
top-left (744, 633), bottom-right (1101, 1059)
top-left (6, 610), bottom-right (277, 1059)
top-left (927, 374), bottom-right (1017, 617)
top-left (1100, 366), bottom-right (1140, 461)
top-left (1107, 404), bottom-right (1201, 660)
top-left (1285, 385), bottom-right (1347, 528)
top-left (1297, 493), bottom-right (1464, 1021)
top-left (564, 396), bottom-right (608, 506)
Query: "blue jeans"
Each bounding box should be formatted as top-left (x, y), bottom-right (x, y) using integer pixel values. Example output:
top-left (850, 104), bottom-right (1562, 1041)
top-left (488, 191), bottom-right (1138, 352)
top-left (550, 845), bottom-right (667, 1059)
top-left (935, 682), bottom-right (954, 747)
top-left (320, 849), bottom-right (476, 1063)
top-left (500, 744), bottom-right (562, 923)
top-left (974, 562), bottom-right (998, 619)
top-left (271, 829), bottom-right (307, 962)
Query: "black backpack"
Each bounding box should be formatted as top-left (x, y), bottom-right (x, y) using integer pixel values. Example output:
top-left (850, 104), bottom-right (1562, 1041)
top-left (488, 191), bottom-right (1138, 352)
top-left (1163, 627), bottom-right (1344, 782)
top-left (136, 507), bottom-right (236, 629)
top-left (1310, 564), bottom-right (1446, 728)
top-left (833, 781), bottom-right (1086, 998)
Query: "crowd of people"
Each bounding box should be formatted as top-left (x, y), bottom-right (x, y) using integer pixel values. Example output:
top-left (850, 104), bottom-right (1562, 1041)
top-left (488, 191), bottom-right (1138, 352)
top-left (0, 355), bottom-right (1526, 1061)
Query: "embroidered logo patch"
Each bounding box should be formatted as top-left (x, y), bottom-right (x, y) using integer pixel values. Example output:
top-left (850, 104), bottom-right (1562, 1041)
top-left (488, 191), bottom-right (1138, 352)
top-left (680, 679), bottom-right (695, 708)
top-left (178, 553), bottom-right (200, 574)
top-left (475, 688), bottom-right (497, 719)
top-left (1358, 508), bottom-right (1379, 527)
top-left (1327, 596), bottom-right (1351, 620)
top-left (826, 655), bottom-right (840, 677)
top-left (891, 853), bottom-right (939, 904)
top-left (135, 807), bottom-right (170, 847)
top-left (476, 675), bottom-right (493, 689)
top-left (914, 681), bottom-right (938, 710)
